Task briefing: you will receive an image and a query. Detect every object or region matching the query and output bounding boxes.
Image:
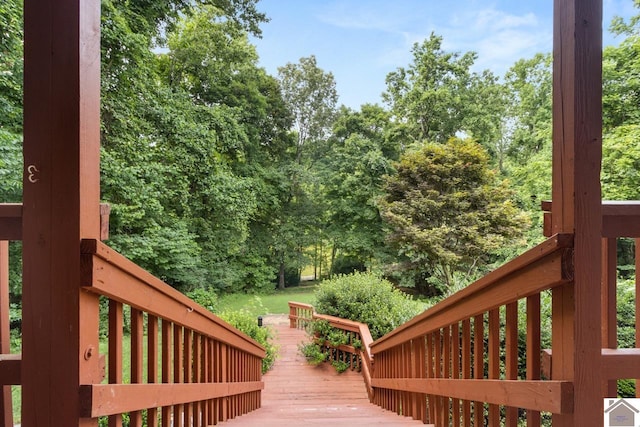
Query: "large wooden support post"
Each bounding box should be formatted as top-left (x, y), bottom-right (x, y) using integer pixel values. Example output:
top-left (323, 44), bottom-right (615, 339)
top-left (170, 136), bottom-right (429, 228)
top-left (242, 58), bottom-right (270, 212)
top-left (22, 1), bottom-right (101, 426)
top-left (551, 0), bottom-right (603, 425)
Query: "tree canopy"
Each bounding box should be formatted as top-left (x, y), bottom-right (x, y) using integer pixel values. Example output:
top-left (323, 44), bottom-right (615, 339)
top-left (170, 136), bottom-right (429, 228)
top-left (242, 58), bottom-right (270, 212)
top-left (1, 0), bottom-right (640, 300)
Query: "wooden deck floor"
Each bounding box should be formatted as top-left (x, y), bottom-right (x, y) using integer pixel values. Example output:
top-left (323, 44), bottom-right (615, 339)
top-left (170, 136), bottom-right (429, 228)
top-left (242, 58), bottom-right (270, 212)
top-left (224, 320), bottom-right (426, 426)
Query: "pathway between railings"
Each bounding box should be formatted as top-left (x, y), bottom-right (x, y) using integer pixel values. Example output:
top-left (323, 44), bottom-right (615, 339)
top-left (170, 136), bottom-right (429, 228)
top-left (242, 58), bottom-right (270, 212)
top-left (224, 316), bottom-right (426, 426)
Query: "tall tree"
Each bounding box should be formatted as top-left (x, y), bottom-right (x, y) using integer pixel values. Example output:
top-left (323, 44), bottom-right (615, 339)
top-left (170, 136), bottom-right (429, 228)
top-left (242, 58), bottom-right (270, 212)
top-left (277, 55), bottom-right (338, 164)
top-left (503, 53), bottom-right (553, 164)
top-left (383, 33), bottom-right (476, 144)
top-left (272, 55), bottom-right (338, 288)
top-left (379, 138), bottom-right (527, 294)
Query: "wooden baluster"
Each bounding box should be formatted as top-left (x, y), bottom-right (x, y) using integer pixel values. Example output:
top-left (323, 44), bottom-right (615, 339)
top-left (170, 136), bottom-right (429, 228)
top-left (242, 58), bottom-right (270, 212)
top-left (527, 295), bottom-right (541, 426)
top-left (130, 308), bottom-right (144, 427)
top-left (505, 302), bottom-right (519, 427)
top-left (426, 333), bottom-right (435, 423)
top-left (488, 309), bottom-right (500, 427)
top-left (473, 314), bottom-right (484, 427)
top-left (462, 319), bottom-right (471, 427)
top-left (602, 237), bottom-right (618, 397)
top-left (161, 319), bottom-right (172, 427)
top-left (221, 343), bottom-right (228, 421)
top-left (147, 315), bottom-right (159, 427)
top-left (0, 241), bottom-right (12, 427)
top-left (193, 333), bottom-right (202, 427)
top-left (452, 322), bottom-right (461, 427)
top-left (109, 300), bottom-right (123, 427)
top-left (417, 336), bottom-right (427, 423)
top-left (636, 238), bottom-right (640, 398)
top-left (443, 325), bottom-right (451, 426)
top-left (173, 324), bottom-right (184, 426)
top-left (184, 329), bottom-right (193, 426)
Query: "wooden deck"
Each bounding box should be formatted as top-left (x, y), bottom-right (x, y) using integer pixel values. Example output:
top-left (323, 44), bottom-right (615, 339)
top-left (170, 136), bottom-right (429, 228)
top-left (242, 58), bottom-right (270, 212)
top-left (224, 320), bottom-right (426, 426)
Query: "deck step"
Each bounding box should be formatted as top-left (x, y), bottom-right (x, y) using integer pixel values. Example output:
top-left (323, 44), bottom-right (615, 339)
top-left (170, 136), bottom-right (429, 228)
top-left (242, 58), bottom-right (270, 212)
top-left (223, 321), bottom-right (425, 426)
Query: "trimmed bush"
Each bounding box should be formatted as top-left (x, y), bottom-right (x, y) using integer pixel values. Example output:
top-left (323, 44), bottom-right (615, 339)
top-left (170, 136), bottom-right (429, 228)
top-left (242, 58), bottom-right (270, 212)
top-left (315, 272), bottom-right (424, 340)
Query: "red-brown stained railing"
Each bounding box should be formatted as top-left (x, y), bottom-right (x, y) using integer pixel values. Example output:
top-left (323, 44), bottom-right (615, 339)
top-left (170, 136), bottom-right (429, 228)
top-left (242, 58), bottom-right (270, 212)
top-left (79, 238), bottom-right (265, 424)
top-left (369, 234), bottom-right (575, 425)
top-left (288, 302), bottom-right (375, 399)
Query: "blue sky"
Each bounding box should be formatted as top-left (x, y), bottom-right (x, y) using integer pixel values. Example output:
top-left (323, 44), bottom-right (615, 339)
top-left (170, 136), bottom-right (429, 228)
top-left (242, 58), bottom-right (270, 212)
top-left (251, 0), bottom-right (637, 109)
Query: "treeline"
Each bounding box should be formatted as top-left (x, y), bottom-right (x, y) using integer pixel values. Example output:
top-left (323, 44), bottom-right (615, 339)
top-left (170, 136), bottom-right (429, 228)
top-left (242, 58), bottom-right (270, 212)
top-left (1, 0), bottom-right (639, 299)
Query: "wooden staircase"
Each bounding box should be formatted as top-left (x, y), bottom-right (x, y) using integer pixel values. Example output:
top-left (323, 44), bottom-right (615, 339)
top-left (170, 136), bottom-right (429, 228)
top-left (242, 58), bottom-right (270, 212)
top-left (224, 321), bottom-right (427, 427)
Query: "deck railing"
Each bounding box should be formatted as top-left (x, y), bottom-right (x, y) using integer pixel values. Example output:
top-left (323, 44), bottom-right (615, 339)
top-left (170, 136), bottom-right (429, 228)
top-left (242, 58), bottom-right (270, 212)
top-left (365, 201), bottom-right (640, 426)
top-left (1, 204), bottom-right (265, 426)
top-left (289, 302), bottom-right (375, 399)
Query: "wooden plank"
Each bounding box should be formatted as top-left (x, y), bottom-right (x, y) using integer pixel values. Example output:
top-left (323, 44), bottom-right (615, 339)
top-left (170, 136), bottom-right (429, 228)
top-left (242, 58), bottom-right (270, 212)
top-left (22, 0), bottom-right (102, 425)
top-left (541, 201), bottom-right (640, 238)
top-left (81, 241), bottom-right (265, 358)
top-left (526, 294), bottom-right (542, 425)
top-left (371, 235), bottom-right (573, 353)
top-left (473, 315), bottom-right (483, 426)
top-left (552, 0), bottom-right (603, 424)
top-left (637, 239), bottom-right (640, 398)
top-left (0, 204), bottom-right (109, 241)
top-left (451, 323), bottom-right (460, 427)
top-left (0, 205), bottom-right (21, 241)
top-left (0, 241), bottom-right (12, 426)
top-left (504, 303), bottom-right (518, 427)
top-left (461, 319), bottom-right (471, 427)
top-left (601, 349), bottom-right (640, 379)
top-left (109, 301), bottom-right (123, 427)
top-left (601, 238), bottom-right (618, 397)
top-left (0, 356), bottom-right (21, 385)
top-left (80, 381), bottom-right (264, 417)
top-left (173, 324), bottom-right (184, 427)
top-left (371, 378), bottom-right (573, 414)
top-left (147, 315), bottom-right (159, 427)
top-left (488, 309), bottom-right (500, 427)
top-left (130, 308), bottom-right (143, 427)
top-left (161, 319), bottom-right (172, 427)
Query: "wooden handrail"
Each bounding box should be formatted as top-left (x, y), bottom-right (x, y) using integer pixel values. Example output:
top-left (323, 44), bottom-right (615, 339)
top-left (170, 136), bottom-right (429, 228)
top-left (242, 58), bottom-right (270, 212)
top-left (289, 302), bottom-right (375, 399)
top-left (542, 200), bottom-right (640, 237)
top-left (371, 233), bottom-right (573, 353)
top-left (0, 203), bottom-right (111, 241)
top-left (80, 238), bottom-right (265, 422)
top-left (81, 239), bottom-right (265, 357)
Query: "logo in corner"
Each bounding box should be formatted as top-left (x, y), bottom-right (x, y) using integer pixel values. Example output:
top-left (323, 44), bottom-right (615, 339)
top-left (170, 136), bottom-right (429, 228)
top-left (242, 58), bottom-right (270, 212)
top-left (604, 398), bottom-right (640, 426)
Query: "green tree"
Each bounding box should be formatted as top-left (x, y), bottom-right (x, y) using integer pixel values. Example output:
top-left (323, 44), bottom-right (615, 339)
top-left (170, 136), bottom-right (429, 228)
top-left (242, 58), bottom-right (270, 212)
top-left (503, 53), bottom-right (552, 164)
top-left (604, 12), bottom-right (640, 130)
top-left (277, 55), bottom-right (338, 164)
top-left (320, 105), bottom-right (397, 273)
top-left (379, 138), bottom-right (528, 294)
top-left (383, 33), bottom-right (476, 144)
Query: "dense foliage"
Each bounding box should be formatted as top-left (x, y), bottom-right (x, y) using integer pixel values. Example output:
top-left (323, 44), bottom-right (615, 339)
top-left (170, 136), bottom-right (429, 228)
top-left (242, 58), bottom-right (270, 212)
top-left (314, 272), bottom-right (424, 340)
top-left (1, 0), bottom-right (640, 303)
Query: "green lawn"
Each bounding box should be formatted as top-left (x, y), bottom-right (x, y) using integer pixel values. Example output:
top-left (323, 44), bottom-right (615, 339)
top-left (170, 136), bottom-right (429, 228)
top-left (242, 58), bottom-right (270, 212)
top-left (217, 283), bottom-right (317, 316)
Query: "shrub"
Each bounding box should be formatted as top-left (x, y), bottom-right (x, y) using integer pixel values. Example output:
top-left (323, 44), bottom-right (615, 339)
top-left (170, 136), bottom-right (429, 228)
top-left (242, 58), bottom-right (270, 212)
top-left (185, 287), bottom-right (219, 313)
top-left (315, 272), bottom-right (424, 340)
top-left (219, 309), bottom-right (278, 374)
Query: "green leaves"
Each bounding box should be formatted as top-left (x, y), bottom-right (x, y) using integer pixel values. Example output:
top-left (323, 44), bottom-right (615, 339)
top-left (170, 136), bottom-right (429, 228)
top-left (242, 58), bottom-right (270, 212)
top-left (379, 138), bottom-right (528, 293)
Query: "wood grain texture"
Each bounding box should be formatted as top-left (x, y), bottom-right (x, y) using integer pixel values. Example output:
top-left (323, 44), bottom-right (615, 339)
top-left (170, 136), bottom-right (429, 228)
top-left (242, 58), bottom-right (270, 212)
top-left (223, 324), bottom-right (425, 426)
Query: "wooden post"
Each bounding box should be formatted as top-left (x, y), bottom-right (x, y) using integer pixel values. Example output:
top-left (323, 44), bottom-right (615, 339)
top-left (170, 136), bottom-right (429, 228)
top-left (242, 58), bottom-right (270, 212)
top-left (551, 0), bottom-right (603, 425)
top-left (22, 0), bottom-right (101, 425)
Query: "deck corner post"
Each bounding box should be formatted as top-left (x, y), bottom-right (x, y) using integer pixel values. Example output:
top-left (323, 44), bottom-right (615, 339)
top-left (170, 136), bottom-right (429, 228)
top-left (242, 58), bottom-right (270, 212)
top-left (22, 0), bottom-right (102, 425)
top-left (551, 0), bottom-right (603, 424)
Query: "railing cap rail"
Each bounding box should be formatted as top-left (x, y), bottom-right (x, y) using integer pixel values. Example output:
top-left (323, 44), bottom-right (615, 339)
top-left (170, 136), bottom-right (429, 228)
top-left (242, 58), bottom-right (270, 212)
top-left (82, 238), bottom-right (265, 356)
top-left (371, 233), bottom-right (573, 351)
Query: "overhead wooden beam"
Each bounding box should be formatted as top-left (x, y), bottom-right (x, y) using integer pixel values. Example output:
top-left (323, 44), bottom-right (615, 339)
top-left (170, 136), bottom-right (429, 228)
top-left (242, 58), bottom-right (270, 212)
top-left (551, 0), bottom-right (603, 424)
top-left (22, 0), bottom-right (102, 425)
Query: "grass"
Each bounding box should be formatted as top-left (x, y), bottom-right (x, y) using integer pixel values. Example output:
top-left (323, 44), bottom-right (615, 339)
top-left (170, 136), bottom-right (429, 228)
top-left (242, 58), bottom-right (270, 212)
top-left (217, 283), bottom-right (318, 316)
